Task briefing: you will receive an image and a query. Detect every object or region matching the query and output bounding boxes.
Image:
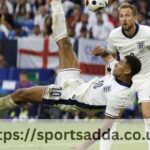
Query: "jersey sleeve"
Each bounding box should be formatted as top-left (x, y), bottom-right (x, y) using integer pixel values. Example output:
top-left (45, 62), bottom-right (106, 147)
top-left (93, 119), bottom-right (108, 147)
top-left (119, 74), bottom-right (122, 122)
top-left (105, 89), bottom-right (135, 118)
top-left (105, 104), bottom-right (121, 118)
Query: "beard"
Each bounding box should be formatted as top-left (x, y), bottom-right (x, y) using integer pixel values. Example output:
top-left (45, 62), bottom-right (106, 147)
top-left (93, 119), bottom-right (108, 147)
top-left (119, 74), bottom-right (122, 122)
top-left (122, 23), bottom-right (133, 32)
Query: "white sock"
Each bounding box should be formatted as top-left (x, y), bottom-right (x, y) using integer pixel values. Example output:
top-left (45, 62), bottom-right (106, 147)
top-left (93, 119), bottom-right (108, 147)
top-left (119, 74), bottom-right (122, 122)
top-left (99, 123), bottom-right (118, 150)
top-left (144, 119), bottom-right (150, 150)
top-left (51, 0), bottom-right (68, 42)
top-left (0, 95), bottom-right (17, 110)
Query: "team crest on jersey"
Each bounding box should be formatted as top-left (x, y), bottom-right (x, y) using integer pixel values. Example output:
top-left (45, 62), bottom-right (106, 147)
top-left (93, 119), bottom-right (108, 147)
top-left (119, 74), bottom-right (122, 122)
top-left (137, 41), bottom-right (145, 50)
top-left (103, 86), bottom-right (111, 93)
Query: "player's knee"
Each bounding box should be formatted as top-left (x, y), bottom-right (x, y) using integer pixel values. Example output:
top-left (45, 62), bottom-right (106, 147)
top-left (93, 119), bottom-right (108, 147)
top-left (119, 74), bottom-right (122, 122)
top-left (58, 38), bottom-right (72, 49)
top-left (63, 38), bottom-right (72, 47)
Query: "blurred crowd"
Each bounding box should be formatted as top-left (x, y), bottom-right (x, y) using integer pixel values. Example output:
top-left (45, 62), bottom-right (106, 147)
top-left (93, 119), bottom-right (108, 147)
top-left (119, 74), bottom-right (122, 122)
top-left (0, 0), bottom-right (150, 68)
top-left (0, 0), bottom-right (149, 40)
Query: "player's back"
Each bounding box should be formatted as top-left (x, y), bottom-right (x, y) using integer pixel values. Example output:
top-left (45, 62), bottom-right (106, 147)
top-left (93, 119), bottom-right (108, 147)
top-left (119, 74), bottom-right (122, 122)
top-left (108, 24), bottom-right (150, 79)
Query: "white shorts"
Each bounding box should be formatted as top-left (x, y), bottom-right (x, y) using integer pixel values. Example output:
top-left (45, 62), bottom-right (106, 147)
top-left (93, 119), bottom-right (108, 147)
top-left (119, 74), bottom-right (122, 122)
top-left (133, 78), bottom-right (150, 103)
top-left (42, 68), bottom-right (106, 113)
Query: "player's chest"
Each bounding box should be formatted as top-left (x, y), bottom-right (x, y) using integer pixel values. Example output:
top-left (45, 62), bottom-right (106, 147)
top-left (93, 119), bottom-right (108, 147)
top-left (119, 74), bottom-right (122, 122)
top-left (113, 37), bottom-right (149, 56)
top-left (90, 80), bottom-right (129, 102)
top-left (91, 79), bottom-right (120, 95)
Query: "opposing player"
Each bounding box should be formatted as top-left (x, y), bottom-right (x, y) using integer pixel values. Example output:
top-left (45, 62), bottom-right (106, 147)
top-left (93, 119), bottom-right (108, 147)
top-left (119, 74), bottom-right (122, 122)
top-left (94, 2), bottom-right (150, 150)
top-left (0, 0), bottom-right (141, 122)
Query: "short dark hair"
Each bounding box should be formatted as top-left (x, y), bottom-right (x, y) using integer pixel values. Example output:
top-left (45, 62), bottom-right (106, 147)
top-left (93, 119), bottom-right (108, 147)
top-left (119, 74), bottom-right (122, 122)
top-left (125, 55), bottom-right (141, 76)
top-left (118, 3), bottom-right (137, 16)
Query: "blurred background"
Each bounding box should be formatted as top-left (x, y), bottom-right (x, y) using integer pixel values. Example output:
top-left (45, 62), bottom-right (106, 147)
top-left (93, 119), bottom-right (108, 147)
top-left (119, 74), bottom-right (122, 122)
top-left (0, 0), bottom-right (150, 121)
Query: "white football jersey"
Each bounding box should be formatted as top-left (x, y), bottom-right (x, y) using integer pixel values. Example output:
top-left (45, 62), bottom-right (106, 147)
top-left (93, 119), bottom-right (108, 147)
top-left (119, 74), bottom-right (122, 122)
top-left (75, 59), bottom-right (135, 117)
top-left (43, 59), bottom-right (135, 117)
top-left (107, 24), bottom-right (150, 79)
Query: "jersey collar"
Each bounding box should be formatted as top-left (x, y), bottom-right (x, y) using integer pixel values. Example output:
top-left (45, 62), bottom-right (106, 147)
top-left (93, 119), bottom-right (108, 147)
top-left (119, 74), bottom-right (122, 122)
top-left (122, 23), bottom-right (139, 39)
top-left (115, 78), bottom-right (132, 88)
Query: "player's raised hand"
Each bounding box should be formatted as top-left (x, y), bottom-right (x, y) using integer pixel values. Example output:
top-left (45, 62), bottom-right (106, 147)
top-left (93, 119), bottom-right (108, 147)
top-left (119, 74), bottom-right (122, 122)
top-left (90, 46), bottom-right (106, 56)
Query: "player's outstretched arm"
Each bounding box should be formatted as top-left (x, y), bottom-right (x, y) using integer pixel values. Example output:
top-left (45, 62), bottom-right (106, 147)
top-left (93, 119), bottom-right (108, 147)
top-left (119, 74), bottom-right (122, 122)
top-left (0, 86), bottom-right (45, 110)
top-left (72, 116), bottom-right (116, 150)
top-left (90, 46), bottom-right (114, 64)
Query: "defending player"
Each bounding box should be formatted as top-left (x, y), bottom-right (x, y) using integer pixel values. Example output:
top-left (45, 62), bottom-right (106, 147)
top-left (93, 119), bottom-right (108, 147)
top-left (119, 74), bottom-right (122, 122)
top-left (0, 1), bottom-right (141, 120)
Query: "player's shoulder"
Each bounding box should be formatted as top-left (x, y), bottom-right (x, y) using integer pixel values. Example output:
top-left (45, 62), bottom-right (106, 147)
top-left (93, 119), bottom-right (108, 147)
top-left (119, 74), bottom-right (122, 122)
top-left (139, 24), bottom-right (150, 32)
top-left (109, 26), bottom-right (122, 38)
top-left (139, 24), bottom-right (150, 30)
top-left (138, 25), bottom-right (150, 38)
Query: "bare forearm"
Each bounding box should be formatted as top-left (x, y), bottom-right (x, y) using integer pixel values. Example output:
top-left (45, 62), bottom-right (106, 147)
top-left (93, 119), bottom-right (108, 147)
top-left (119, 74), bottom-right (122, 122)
top-left (90, 47), bottom-right (114, 64)
top-left (73, 117), bottom-right (115, 150)
top-left (103, 54), bottom-right (114, 64)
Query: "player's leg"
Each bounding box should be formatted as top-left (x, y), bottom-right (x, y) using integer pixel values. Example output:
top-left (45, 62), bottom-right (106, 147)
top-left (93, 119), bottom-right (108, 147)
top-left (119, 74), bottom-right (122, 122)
top-left (0, 86), bottom-right (45, 110)
top-left (51, 0), bottom-right (79, 69)
top-left (11, 86), bottom-right (45, 104)
top-left (0, 0), bottom-right (80, 112)
top-left (49, 0), bottom-right (83, 105)
top-left (99, 123), bottom-right (118, 150)
top-left (0, 0), bottom-right (77, 111)
top-left (141, 102), bottom-right (150, 150)
top-left (136, 79), bottom-right (150, 150)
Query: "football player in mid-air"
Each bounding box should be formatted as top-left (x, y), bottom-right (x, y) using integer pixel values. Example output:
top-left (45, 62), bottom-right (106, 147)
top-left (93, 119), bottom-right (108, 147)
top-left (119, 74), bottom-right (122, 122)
top-left (0, 1), bottom-right (141, 149)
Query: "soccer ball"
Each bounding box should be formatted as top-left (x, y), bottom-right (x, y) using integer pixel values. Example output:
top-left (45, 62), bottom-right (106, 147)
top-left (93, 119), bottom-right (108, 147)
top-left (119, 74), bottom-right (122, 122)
top-left (85, 0), bottom-right (108, 13)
